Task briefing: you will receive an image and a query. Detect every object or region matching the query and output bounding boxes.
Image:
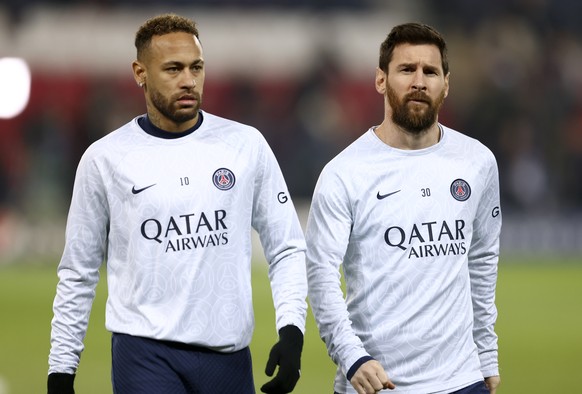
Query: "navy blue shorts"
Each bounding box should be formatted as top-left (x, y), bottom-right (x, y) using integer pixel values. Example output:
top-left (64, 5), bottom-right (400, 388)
top-left (111, 333), bottom-right (255, 394)
top-left (450, 380), bottom-right (490, 393)
top-left (333, 380), bottom-right (489, 394)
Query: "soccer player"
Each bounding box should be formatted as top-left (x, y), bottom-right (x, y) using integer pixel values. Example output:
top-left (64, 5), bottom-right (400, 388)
top-left (306, 23), bottom-right (502, 394)
top-left (47, 13), bottom-right (306, 394)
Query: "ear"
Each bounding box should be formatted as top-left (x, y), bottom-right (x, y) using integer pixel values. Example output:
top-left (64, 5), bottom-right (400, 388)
top-left (443, 72), bottom-right (450, 98)
top-left (132, 60), bottom-right (146, 87)
top-left (375, 67), bottom-right (386, 95)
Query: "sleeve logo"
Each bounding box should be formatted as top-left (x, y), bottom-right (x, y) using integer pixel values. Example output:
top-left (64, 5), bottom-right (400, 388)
top-left (450, 179), bottom-right (471, 201)
top-left (213, 168), bottom-right (236, 190)
top-left (277, 192), bottom-right (288, 204)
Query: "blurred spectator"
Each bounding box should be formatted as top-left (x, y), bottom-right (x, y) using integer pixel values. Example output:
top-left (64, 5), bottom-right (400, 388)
top-left (22, 105), bottom-right (75, 218)
top-left (428, 0), bottom-right (582, 214)
top-left (498, 117), bottom-right (551, 212)
top-left (2, 0), bottom-right (582, 223)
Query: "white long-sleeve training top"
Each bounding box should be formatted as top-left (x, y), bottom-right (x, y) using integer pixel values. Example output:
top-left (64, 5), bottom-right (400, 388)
top-left (49, 111), bottom-right (307, 374)
top-left (306, 125), bottom-right (501, 393)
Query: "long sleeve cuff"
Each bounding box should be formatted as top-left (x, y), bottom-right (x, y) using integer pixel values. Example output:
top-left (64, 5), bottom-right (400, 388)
top-left (346, 356), bottom-right (375, 381)
top-left (479, 349), bottom-right (499, 378)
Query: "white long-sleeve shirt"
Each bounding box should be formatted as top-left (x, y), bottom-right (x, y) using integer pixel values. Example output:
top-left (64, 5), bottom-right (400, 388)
top-left (49, 111), bottom-right (307, 374)
top-left (306, 125), bottom-right (501, 393)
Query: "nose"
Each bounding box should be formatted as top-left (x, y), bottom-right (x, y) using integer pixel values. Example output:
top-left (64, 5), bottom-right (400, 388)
top-left (181, 71), bottom-right (196, 88)
top-left (411, 70), bottom-right (426, 91)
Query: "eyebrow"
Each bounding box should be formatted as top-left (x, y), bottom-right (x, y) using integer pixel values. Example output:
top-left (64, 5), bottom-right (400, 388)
top-left (398, 62), bottom-right (440, 73)
top-left (161, 59), bottom-right (205, 67)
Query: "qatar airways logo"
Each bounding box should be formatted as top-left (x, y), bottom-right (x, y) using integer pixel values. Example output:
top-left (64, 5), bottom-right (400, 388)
top-left (141, 210), bottom-right (228, 253)
top-left (384, 219), bottom-right (467, 259)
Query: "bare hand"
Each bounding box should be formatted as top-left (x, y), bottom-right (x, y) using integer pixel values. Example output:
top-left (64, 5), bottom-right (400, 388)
top-left (349, 360), bottom-right (395, 394)
top-left (485, 376), bottom-right (500, 394)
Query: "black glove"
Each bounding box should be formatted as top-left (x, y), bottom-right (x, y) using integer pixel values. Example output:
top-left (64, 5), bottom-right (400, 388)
top-left (47, 373), bottom-right (75, 394)
top-left (260, 325), bottom-right (304, 394)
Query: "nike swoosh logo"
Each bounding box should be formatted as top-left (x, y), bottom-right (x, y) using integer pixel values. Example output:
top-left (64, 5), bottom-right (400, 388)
top-left (132, 184), bottom-right (156, 195)
top-left (377, 190), bottom-right (401, 200)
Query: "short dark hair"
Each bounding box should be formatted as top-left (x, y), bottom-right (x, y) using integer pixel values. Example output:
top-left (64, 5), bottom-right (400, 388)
top-left (135, 13), bottom-right (199, 60)
top-left (379, 22), bottom-right (449, 75)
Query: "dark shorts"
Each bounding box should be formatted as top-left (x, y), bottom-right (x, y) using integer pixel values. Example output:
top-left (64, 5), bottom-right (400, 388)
top-left (450, 380), bottom-right (490, 394)
top-left (333, 380), bottom-right (489, 394)
top-left (111, 333), bottom-right (255, 394)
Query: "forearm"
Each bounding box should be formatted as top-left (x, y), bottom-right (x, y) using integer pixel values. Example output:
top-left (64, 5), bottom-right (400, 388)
top-left (268, 249), bottom-right (308, 332)
top-left (307, 261), bottom-right (369, 376)
top-left (49, 260), bottom-right (101, 373)
top-left (469, 251), bottom-right (499, 376)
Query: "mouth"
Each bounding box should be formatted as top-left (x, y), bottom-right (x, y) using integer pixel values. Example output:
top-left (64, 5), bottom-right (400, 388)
top-left (407, 100), bottom-right (428, 109)
top-left (406, 93), bottom-right (430, 104)
top-left (407, 97), bottom-right (430, 106)
top-left (177, 94), bottom-right (198, 107)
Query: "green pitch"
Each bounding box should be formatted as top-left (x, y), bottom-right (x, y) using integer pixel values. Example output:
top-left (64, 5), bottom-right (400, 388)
top-left (0, 258), bottom-right (580, 393)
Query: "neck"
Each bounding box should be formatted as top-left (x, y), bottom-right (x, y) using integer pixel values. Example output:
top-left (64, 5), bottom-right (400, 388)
top-left (375, 121), bottom-right (441, 150)
top-left (146, 106), bottom-right (200, 133)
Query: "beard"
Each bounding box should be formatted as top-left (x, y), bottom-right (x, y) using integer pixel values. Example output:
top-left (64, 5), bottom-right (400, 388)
top-left (387, 83), bottom-right (445, 134)
top-left (149, 88), bottom-right (202, 124)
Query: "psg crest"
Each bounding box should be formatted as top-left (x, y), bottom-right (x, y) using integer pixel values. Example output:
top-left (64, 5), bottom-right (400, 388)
top-left (213, 168), bottom-right (236, 191)
top-left (450, 179), bottom-right (471, 201)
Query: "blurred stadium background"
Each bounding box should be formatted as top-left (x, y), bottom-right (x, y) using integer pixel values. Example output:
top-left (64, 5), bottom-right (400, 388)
top-left (0, 0), bottom-right (581, 393)
top-left (2, 0), bottom-right (582, 259)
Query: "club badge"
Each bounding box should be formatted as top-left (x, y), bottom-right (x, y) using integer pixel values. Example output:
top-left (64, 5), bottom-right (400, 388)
top-left (213, 168), bottom-right (236, 191)
top-left (450, 179), bottom-right (471, 201)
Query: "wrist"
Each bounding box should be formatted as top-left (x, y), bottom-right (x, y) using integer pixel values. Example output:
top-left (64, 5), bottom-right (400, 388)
top-left (48, 373), bottom-right (75, 394)
top-left (279, 325), bottom-right (303, 347)
top-left (346, 356), bottom-right (374, 381)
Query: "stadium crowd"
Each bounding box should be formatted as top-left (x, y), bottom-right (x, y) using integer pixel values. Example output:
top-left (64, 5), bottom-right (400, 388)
top-left (1, 0), bottom-right (582, 257)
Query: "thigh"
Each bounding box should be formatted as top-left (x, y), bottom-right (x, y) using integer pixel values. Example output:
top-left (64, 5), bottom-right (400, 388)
top-left (450, 380), bottom-right (490, 394)
top-left (111, 333), bottom-right (188, 394)
top-left (181, 346), bottom-right (255, 394)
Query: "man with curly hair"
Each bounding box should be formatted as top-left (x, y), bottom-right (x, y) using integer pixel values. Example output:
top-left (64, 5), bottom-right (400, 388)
top-left (47, 13), bottom-right (307, 394)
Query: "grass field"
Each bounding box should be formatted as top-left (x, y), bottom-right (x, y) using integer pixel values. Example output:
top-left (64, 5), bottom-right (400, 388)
top-left (0, 257), bottom-right (581, 393)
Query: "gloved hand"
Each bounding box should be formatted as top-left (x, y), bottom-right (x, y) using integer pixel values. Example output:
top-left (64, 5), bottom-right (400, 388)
top-left (260, 325), bottom-right (304, 393)
top-left (47, 372), bottom-right (75, 394)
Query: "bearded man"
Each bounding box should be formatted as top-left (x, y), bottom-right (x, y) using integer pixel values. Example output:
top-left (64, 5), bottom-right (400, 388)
top-left (306, 22), bottom-right (502, 394)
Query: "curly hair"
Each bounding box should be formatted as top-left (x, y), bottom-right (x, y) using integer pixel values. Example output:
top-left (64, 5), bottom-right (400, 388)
top-left (135, 13), bottom-right (199, 60)
top-left (379, 22), bottom-right (449, 75)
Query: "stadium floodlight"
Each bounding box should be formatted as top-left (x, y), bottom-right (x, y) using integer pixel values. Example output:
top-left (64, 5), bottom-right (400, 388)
top-left (0, 57), bottom-right (31, 119)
